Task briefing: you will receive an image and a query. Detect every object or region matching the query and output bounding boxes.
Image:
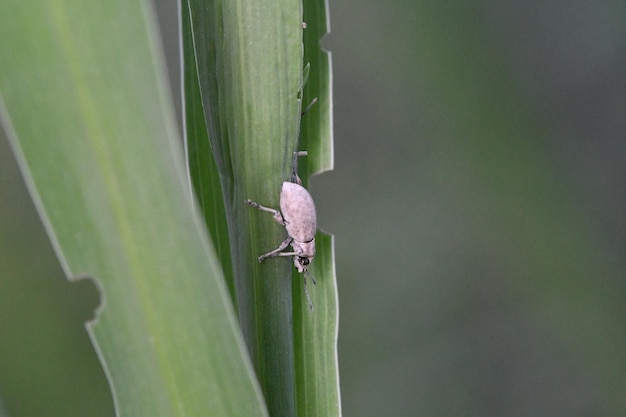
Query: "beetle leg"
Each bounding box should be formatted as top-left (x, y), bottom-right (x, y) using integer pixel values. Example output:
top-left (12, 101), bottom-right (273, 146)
top-left (301, 97), bottom-right (318, 116)
top-left (291, 151), bottom-right (307, 184)
top-left (258, 237), bottom-right (293, 262)
top-left (245, 199), bottom-right (285, 225)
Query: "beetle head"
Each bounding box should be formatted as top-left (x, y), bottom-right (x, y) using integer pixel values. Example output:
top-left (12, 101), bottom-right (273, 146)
top-left (294, 255), bottom-right (313, 273)
top-left (292, 239), bottom-right (315, 273)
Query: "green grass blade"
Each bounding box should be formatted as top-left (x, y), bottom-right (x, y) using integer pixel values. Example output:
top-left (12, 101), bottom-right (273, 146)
top-left (182, 3), bottom-right (237, 305)
top-left (0, 1), bottom-right (266, 416)
top-left (184, 0), bottom-right (339, 415)
top-left (300, 0), bottom-right (333, 173)
top-left (294, 234), bottom-right (341, 417)
top-left (295, 0), bottom-right (341, 416)
top-left (184, 1), bottom-right (305, 416)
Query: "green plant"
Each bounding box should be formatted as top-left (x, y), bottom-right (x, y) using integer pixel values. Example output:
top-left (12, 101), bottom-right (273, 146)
top-left (0, 0), bottom-right (338, 416)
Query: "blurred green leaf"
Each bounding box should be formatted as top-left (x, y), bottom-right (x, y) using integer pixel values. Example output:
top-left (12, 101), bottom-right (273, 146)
top-left (0, 1), bottom-right (266, 416)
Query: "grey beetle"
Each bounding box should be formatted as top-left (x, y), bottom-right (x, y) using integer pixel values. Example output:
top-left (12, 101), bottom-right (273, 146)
top-left (245, 151), bottom-right (317, 310)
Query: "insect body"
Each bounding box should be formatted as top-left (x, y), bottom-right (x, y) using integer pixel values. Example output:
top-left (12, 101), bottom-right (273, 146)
top-left (245, 151), bottom-right (317, 310)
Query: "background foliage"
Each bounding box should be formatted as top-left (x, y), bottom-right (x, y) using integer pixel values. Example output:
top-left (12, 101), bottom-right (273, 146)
top-left (321, 1), bottom-right (626, 416)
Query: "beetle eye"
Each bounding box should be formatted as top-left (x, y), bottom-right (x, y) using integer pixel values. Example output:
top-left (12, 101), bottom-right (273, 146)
top-left (300, 257), bottom-right (310, 266)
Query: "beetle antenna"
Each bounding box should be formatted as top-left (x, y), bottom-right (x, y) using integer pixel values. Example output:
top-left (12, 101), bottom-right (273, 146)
top-left (304, 269), bottom-right (317, 286)
top-left (303, 274), bottom-right (315, 311)
top-left (301, 97), bottom-right (318, 116)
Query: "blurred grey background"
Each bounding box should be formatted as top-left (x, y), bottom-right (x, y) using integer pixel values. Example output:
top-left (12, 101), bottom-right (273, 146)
top-left (2, 0), bottom-right (626, 416)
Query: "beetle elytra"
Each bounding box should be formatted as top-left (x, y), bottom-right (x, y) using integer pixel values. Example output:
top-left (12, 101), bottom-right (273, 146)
top-left (245, 151), bottom-right (317, 310)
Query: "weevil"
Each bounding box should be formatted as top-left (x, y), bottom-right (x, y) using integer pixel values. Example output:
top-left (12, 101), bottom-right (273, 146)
top-left (245, 151), bottom-right (317, 310)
